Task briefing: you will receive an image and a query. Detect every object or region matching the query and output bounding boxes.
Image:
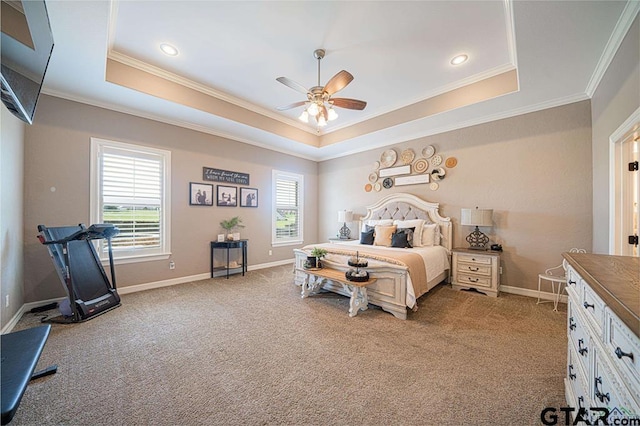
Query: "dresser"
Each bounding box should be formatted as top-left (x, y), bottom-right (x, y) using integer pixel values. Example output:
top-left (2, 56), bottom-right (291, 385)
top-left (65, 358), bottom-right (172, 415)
top-left (563, 253), bottom-right (640, 422)
top-left (451, 248), bottom-right (501, 297)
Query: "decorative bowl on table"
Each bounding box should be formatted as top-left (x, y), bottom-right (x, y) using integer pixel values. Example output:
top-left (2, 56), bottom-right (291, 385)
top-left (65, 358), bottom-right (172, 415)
top-left (345, 269), bottom-right (370, 282)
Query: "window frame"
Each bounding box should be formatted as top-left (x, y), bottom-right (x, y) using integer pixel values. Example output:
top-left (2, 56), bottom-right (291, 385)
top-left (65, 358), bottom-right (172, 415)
top-left (90, 137), bottom-right (172, 264)
top-left (272, 169), bottom-right (304, 247)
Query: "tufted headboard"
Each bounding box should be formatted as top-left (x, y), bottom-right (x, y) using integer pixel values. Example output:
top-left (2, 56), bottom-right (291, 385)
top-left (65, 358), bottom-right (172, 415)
top-left (360, 193), bottom-right (452, 251)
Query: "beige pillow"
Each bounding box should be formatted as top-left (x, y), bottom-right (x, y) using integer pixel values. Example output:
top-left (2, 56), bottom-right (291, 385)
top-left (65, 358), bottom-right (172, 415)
top-left (374, 225), bottom-right (397, 247)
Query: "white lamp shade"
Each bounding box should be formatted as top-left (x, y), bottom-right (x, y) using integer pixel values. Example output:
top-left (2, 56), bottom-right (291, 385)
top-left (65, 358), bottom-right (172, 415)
top-left (461, 208), bottom-right (493, 227)
top-left (338, 210), bottom-right (353, 223)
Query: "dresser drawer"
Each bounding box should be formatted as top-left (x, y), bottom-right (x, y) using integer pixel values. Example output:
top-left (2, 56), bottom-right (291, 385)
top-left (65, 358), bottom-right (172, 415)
top-left (566, 344), bottom-right (590, 415)
top-left (565, 266), bottom-right (582, 301)
top-left (456, 253), bottom-right (492, 265)
top-left (456, 273), bottom-right (492, 288)
top-left (593, 348), bottom-right (640, 415)
top-left (605, 310), bottom-right (640, 398)
top-left (568, 300), bottom-right (591, 374)
top-left (581, 283), bottom-right (605, 338)
top-left (456, 263), bottom-right (492, 276)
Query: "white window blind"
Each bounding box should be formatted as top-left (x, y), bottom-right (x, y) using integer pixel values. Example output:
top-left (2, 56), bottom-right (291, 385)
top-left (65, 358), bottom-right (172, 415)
top-left (272, 170), bottom-right (303, 246)
top-left (91, 138), bottom-right (171, 262)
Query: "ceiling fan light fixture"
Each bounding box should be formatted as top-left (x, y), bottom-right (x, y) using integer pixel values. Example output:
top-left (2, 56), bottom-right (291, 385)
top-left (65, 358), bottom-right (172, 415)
top-left (307, 102), bottom-right (319, 116)
top-left (317, 115), bottom-right (327, 127)
top-left (450, 54), bottom-right (468, 65)
top-left (298, 110), bottom-right (309, 123)
top-left (327, 107), bottom-right (338, 121)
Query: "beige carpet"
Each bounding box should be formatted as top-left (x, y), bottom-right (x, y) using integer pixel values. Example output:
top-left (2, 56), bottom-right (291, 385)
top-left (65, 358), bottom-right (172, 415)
top-left (9, 265), bottom-right (566, 425)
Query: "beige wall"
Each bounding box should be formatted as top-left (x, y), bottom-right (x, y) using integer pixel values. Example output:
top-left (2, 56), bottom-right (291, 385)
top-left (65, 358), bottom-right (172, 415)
top-left (591, 15), bottom-right (639, 254)
top-left (23, 95), bottom-right (318, 303)
top-left (1, 107), bottom-right (26, 329)
top-left (319, 101), bottom-right (593, 292)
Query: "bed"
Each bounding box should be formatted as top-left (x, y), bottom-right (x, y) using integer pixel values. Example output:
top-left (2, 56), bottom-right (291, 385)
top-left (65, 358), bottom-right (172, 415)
top-left (293, 193), bottom-right (452, 319)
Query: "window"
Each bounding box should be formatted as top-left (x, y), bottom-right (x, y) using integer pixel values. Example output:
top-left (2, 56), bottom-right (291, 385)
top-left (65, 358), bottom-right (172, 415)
top-left (90, 138), bottom-right (171, 263)
top-left (272, 170), bottom-right (303, 246)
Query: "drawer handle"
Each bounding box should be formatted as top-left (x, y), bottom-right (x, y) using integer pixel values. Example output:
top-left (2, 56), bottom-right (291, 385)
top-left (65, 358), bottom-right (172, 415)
top-left (568, 364), bottom-right (576, 380)
top-left (568, 280), bottom-right (576, 285)
top-left (569, 317), bottom-right (576, 331)
top-left (577, 396), bottom-right (584, 409)
top-left (614, 347), bottom-right (634, 361)
top-left (467, 277), bottom-right (479, 283)
top-left (467, 266), bottom-right (479, 272)
top-left (583, 301), bottom-right (594, 310)
top-left (578, 339), bottom-right (588, 356)
top-left (594, 377), bottom-right (610, 403)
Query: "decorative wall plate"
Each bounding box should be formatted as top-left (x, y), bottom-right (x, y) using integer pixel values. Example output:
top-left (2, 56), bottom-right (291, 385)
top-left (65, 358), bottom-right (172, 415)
top-left (382, 177), bottom-right (393, 189)
top-left (373, 161), bottom-right (380, 170)
top-left (431, 167), bottom-right (446, 181)
top-left (413, 158), bottom-right (429, 174)
top-left (422, 145), bottom-right (435, 158)
top-left (368, 172), bottom-right (378, 183)
top-left (380, 150), bottom-right (397, 168)
top-left (374, 182), bottom-right (382, 192)
top-left (445, 157), bottom-right (457, 168)
top-left (430, 182), bottom-right (439, 191)
top-left (400, 149), bottom-right (415, 165)
top-left (364, 183), bottom-right (373, 192)
top-left (431, 154), bottom-right (442, 167)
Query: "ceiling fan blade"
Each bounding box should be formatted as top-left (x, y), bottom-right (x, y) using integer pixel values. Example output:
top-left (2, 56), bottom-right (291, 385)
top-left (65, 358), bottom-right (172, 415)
top-left (276, 101), bottom-right (307, 111)
top-left (276, 77), bottom-right (309, 95)
top-left (331, 98), bottom-right (367, 110)
top-left (323, 70), bottom-right (354, 96)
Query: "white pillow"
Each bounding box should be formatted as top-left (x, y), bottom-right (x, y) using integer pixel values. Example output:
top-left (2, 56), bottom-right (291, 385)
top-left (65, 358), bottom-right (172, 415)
top-left (393, 219), bottom-right (425, 247)
top-left (421, 223), bottom-right (440, 246)
top-left (361, 219), bottom-right (393, 233)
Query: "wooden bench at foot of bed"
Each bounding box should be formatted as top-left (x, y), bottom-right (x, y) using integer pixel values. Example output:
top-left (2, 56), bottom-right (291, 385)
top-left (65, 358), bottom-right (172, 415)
top-left (297, 267), bottom-right (377, 317)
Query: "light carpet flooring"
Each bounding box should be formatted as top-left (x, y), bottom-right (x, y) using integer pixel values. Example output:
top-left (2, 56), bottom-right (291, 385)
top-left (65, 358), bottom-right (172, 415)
top-left (9, 265), bottom-right (567, 425)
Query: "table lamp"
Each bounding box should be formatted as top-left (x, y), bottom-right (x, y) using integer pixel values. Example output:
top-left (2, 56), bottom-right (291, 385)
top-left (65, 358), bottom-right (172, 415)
top-left (461, 207), bottom-right (493, 250)
top-left (337, 210), bottom-right (353, 239)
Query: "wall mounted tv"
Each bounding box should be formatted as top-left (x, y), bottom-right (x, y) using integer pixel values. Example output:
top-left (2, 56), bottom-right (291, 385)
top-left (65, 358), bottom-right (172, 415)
top-left (1, 0), bottom-right (54, 124)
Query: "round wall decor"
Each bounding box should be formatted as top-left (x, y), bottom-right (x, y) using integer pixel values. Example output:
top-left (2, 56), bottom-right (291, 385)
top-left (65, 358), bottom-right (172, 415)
top-left (413, 158), bottom-right (429, 173)
top-left (380, 150), bottom-right (397, 168)
top-left (382, 177), bottom-right (393, 189)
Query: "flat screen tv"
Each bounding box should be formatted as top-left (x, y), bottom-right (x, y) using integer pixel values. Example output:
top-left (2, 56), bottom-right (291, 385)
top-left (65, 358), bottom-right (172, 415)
top-left (1, 0), bottom-right (54, 124)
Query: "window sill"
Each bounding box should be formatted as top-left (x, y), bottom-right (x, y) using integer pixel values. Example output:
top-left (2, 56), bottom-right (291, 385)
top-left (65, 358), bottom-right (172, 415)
top-left (271, 240), bottom-right (303, 248)
top-left (101, 252), bottom-right (171, 265)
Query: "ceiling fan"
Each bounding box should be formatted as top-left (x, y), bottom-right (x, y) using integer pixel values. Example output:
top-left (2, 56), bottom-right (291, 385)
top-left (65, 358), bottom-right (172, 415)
top-left (276, 49), bottom-right (367, 127)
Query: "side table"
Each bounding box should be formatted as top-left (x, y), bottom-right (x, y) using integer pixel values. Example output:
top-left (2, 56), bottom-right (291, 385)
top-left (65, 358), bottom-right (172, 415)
top-left (451, 247), bottom-right (501, 297)
top-left (210, 239), bottom-right (248, 279)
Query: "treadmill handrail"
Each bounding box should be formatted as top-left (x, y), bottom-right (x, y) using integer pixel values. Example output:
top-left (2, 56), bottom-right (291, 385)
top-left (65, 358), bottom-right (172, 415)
top-left (39, 224), bottom-right (119, 245)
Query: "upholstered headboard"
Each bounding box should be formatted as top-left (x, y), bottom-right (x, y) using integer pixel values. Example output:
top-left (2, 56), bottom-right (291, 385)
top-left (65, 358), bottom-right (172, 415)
top-left (360, 193), bottom-right (452, 251)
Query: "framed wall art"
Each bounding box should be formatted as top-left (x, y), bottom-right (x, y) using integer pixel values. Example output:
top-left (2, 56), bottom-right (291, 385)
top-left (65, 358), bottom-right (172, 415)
top-left (189, 183), bottom-right (213, 206)
top-left (240, 188), bottom-right (258, 207)
top-left (217, 185), bottom-right (237, 207)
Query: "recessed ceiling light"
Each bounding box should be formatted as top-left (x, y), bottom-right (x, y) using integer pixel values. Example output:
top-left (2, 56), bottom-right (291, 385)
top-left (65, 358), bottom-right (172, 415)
top-left (160, 43), bottom-right (179, 56)
top-left (450, 54), bottom-right (468, 66)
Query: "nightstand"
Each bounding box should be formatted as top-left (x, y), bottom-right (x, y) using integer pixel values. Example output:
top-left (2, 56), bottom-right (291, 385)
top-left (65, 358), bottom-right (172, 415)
top-left (451, 248), bottom-right (501, 297)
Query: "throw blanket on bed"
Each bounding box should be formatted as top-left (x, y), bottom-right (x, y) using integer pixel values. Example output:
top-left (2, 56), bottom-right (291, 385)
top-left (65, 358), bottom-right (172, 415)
top-left (302, 243), bottom-right (428, 294)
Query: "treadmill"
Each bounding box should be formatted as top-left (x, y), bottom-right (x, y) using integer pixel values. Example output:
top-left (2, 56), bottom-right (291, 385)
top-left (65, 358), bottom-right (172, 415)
top-left (37, 223), bottom-right (121, 323)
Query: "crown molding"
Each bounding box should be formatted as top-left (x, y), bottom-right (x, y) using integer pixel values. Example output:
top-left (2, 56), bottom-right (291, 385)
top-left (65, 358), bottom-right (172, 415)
top-left (585, 0), bottom-right (640, 97)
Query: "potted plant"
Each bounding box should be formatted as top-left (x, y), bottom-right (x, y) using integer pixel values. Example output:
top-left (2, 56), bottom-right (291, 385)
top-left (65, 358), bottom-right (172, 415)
top-left (308, 247), bottom-right (328, 269)
top-left (220, 216), bottom-right (244, 240)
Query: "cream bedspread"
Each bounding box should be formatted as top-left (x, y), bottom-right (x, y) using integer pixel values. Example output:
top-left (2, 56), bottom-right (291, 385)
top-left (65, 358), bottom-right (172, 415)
top-left (301, 241), bottom-right (450, 308)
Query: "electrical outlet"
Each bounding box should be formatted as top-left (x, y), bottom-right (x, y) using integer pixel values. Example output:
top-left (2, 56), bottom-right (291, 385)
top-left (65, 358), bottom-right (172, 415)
top-left (499, 267), bottom-right (503, 274)
top-left (269, 250), bottom-right (273, 256)
top-left (169, 261), bottom-right (175, 270)
top-left (5, 295), bottom-right (9, 308)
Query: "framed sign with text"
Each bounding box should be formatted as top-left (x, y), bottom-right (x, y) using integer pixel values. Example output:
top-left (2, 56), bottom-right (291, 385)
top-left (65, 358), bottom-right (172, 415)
top-left (203, 167), bottom-right (250, 185)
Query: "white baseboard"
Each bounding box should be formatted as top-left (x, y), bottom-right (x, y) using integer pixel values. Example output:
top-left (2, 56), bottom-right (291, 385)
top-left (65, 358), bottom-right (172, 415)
top-left (500, 285), bottom-right (568, 305)
top-left (1, 296), bottom-right (66, 334)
